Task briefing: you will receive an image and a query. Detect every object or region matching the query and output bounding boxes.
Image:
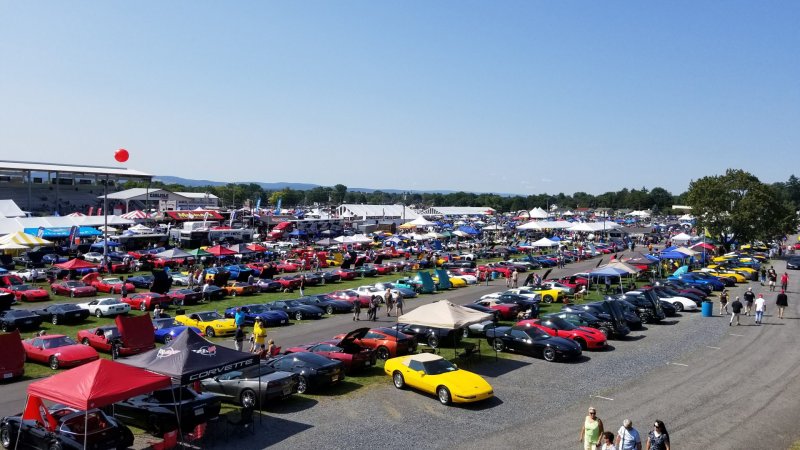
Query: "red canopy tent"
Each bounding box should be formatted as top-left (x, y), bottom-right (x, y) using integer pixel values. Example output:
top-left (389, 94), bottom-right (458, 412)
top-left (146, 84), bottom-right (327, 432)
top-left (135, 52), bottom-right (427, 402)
top-left (55, 259), bottom-right (98, 270)
top-left (204, 245), bottom-right (236, 257)
top-left (691, 242), bottom-right (716, 251)
top-left (246, 243), bottom-right (267, 252)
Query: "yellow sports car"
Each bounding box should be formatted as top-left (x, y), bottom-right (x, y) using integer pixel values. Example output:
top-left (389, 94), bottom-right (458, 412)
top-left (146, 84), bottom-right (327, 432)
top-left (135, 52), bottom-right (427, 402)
top-left (432, 275), bottom-right (467, 288)
top-left (707, 264), bottom-right (757, 279)
top-left (384, 353), bottom-right (493, 405)
top-left (695, 268), bottom-right (746, 283)
top-left (175, 311), bottom-right (237, 338)
top-left (524, 286), bottom-right (566, 304)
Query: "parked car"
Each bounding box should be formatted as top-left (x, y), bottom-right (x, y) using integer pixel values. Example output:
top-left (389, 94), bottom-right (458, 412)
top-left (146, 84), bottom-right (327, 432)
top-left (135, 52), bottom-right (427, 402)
top-left (33, 303), bottom-right (91, 325)
top-left (3, 284), bottom-right (50, 302)
top-left (152, 318), bottom-right (202, 344)
top-left (285, 328), bottom-right (377, 373)
top-left (174, 311), bottom-right (237, 337)
top-left (122, 292), bottom-right (172, 312)
top-left (111, 386), bottom-right (221, 434)
top-left (326, 289), bottom-right (372, 307)
top-left (50, 281), bottom-right (97, 298)
top-left (255, 279), bottom-right (283, 292)
top-left (266, 300), bottom-right (325, 321)
top-left (0, 309), bottom-right (44, 332)
top-left (126, 275), bottom-right (154, 289)
top-left (541, 311), bottom-right (613, 338)
top-left (332, 327), bottom-right (416, 360)
top-left (614, 290), bottom-right (666, 323)
top-left (517, 318), bottom-right (607, 350)
top-left (76, 325), bottom-right (154, 356)
top-left (197, 284), bottom-right (227, 301)
top-left (10, 268), bottom-right (47, 282)
top-left (77, 297), bottom-right (131, 318)
top-left (562, 300), bottom-right (632, 338)
top-left (486, 325), bottom-right (582, 362)
top-left (295, 295), bottom-right (354, 315)
top-left (391, 323), bottom-right (463, 348)
top-left (473, 298), bottom-right (520, 320)
top-left (384, 353), bottom-right (494, 405)
top-left (167, 288), bottom-right (203, 306)
top-left (90, 277), bottom-right (136, 295)
top-left (21, 334), bottom-right (99, 369)
top-left (223, 282), bottom-right (259, 297)
top-left (223, 304), bottom-right (290, 327)
top-left (201, 362), bottom-right (298, 407)
top-left (0, 406), bottom-right (134, 450)
top-left (262, 352), bottom-right (345, 394)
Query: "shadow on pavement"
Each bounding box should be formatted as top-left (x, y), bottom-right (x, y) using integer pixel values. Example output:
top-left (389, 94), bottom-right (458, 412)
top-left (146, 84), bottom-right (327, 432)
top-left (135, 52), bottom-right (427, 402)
top-left (262, 395), bottom-right (318, 414)
top-left (658, 320), bottom-right (679, 326)
top-left (469, 357), bottom-right (531, 377)
top-left (461, 395), bottom-right (504, 411)
top-left (220, 414), bottom-right (314, 449)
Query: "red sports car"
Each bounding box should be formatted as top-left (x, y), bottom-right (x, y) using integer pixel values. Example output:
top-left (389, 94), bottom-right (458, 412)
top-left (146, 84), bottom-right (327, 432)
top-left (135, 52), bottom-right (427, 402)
top-left (122, 292), bottom-right (171, 311)
top-left (276, 260), bottom-right (302, 273)
top-left (473, 298), bottom-right (520, 320)
top-left (51, 281), bottom-right (97, 298)
top-left (285, 328), bottom-right (376, 373)
top-left (332, 327), bottom-right (415, 360)
top-left (517, 318), bottom-right (607, 350)
top-left (91, 277), bottom-right (136, 294)
top-left (4, 284), bottom-right (50, 302)
top-left (371, 264), bottom-right (395, 275)
top-left (478, 264), bottom-right (513, 278)
top-left (327, 289), bottom-right (372, 307)
top-left (167, 288), bottom-right (203, 306)
top-left (332, 268), bottom-right (357, 281)
top-left (22, 334), bottom-right (99, 370)
top-left (274, 276), bottom-right (302, 290)
top-left (76, 326), bottom-right (154, 356)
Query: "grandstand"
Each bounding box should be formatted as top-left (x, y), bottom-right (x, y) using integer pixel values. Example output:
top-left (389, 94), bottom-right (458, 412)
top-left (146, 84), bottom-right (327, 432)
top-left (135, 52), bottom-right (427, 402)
top-left (0, 160), bottom-right (153, 216)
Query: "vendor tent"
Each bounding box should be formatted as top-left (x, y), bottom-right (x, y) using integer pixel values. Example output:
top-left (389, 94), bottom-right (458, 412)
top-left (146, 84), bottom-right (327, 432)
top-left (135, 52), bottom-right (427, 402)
top-left (674, 246), bottom-right (699, 256)
top-left (186, 248), bottom-right (212, 257)
top-left (398, 300), bottom-right (492, 329)
top-left (0, 242), bottom-right (29, 251)
top-left (408, 216), bottom-right (435, 227)
top-left (225, 243), bottom-right (254, 254)
top-left (155, 248), bottom-right (193, 259)
top-left (671, 233), bottom-right (693, 244)
top-left (246, 243), bottom-right (268, 252)
top-left (55, 258), bottom-right (98, 270)
top-left (528, 207), bottom-right (549, 219)
top-left (530, 237), bottom-right (558, 247)
top-left (120, 210), bottom-right (150, 220)
top-left (205, 245), bottom-right (236, 257)
top-left (121, 328), bottom-right (259, 385)
top-left (0, 231), bottom-right (53, 246)
top-left (601, 261), bottom-right (641, 274)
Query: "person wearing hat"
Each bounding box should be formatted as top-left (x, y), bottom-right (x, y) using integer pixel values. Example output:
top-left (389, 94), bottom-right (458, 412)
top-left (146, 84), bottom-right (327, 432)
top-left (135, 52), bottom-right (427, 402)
top-left (616, 419), bottom-right (642, 450)
top-left (776, 289), bottom-right (789, 319)
top-left (743, 287), bottom-right (755, 316)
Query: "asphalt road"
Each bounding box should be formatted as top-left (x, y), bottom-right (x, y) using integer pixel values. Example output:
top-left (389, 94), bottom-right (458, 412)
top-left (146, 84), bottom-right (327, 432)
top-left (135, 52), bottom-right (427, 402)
top-left (3, 250), bottom-right (799, 450)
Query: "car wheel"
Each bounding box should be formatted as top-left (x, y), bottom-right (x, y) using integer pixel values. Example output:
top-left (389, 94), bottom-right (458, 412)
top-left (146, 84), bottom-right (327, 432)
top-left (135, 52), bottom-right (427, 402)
top-left (543, 347), bottom-right (556, 362)
top-left (51, 315), bottom-right (58, 325)
top-left (493, 339), bottom-right (505, 352)
top-left (81, 338), bottom-right (90, 345)
top-left (437, 386), bottom-right (451, 405)
top-left (427, 335), bottom-right (439, 348)
top-left (139, 302), bottom-right (147, 311)
top-left (462, 328), bottom-right (470, 338)
top-left (543, 295), bottom-right (553, 304)
top-left (295, 312), bottom-right (303, 321)
top-left (574, 338), bottom-right (587, 350)
top-left (1, 423), bottom-right (16, 450)
top-left (376, 346), bottom-right (390, 360)
top-left (673, 302), bottom-right (684, 312)
top-left (392, 371), bottom-right (405, 389)
top-left (205, 327), bottom-right (216, 338)
top-left (95, 309), bottom-right (103, 318)
top-left (70, 291), bottom-right (76, 298)
top-left (48, 442), bottom-right (62, 450)
top-left (49, 356), bottom-right (60, 370)
top-left (296, 376), bottom-right (308, 394)
top-left (599, 327), bottom-right (611, 338)
top-left (20, 295), bottom-right (27, 302)
top-left (163, 335), bottom-right (172, 345)
top-left (326, 306), bottom-right (334, 315)
top-left (240, 389), bottom-right (257, 408)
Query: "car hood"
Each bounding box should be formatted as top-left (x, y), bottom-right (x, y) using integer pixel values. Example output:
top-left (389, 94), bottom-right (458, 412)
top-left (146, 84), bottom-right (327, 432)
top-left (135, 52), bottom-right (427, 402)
top-left (429, 370), bottom-right (492, 393)
top-left (53, 344), bottom-right (98, 360)
top-left (115, 314), bottom-right (155, 350)
top-left (341, 327), bottom-right (370, 344)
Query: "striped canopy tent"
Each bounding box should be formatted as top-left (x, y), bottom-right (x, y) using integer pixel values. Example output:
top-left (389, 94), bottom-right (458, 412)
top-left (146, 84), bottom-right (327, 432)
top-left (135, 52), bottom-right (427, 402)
top-left (186, 248), bottom-right (212, 257)
top-left (120, 210), bottom-right (150, 220)
top-left (0, 231), bottom-right (54, 246)
top-left (0, 242), bottom-right (29, 251)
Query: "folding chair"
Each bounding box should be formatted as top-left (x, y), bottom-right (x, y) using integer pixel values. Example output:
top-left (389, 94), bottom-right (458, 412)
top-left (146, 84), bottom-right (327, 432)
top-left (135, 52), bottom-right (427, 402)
top-left (227, 406), bottom-right (255, 438)
top-left (147, 429), bottom-right (179, 450)
top-left (185, 422), bottom-right (208, 448)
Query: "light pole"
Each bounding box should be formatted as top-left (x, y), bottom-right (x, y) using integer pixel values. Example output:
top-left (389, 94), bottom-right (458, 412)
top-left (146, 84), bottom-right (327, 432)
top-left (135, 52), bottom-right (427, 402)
top-left (103, 174), bottom-right (109, 268)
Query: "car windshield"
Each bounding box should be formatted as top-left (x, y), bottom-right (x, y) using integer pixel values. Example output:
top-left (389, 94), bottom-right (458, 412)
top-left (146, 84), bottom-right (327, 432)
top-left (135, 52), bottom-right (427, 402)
top-left (197, 312), bottom-right (221, 321)
top-left (154, 319), bottom-right (179, 329)
top-left (548, 318), bottom-right (576, 330)
top-left (65, 282), bottom-right (85, 287)
top-left (11, 284), bottom-right (32, 291)
top-left (99, 298), bottom-right (121, 305)
top-left (283, 300), bottom-right (300, 307)
top-left (102, 328), bottom-right (120, 339)
top-left (57, 304), bottom-right (81, 311)
top-left (518, 326), bottom-right (549, 338)
top-left (43, 336), bottom-right (77, 348)
top-left (104, 279), bottom-right (122, 284)
top-left (248, 305), bottom-right (267, 313)
top-left (422, 359), bottom-right (458, 375)
top-left (60, 410), bottom-right (112, 436)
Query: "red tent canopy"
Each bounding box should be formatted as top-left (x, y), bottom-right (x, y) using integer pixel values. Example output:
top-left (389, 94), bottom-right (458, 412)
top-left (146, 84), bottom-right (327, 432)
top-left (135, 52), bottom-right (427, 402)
top-left (691, 242), bottom-right (716, 251)
top-left (205, 245), bottom-right (236, 256)
top-left (55, 258), bottom-right (98, 270)
top-left (27, 359), bottom-right (171, 410)
top-left (246, 243), bottom-right (267, 252)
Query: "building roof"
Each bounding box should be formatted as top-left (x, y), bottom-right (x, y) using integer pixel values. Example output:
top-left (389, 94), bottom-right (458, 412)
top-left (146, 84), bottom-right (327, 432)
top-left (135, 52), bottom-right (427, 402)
top-left (0, 160), bottom-right (152, 179)
top-left (175, 192), bottom-right (219, 199)
top-left (0, 200), bottom-right (26, 218)
top-left (420, 206), bottom-right (496, 217)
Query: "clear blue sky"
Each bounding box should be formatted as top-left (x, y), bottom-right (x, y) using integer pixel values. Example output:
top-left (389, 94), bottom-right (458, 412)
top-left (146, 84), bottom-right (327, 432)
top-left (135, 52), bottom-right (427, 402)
top-left (1, 1), bottom-right (798, 196)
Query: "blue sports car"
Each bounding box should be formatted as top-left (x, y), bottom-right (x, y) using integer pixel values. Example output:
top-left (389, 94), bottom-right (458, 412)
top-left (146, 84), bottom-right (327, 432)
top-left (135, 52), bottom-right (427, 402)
top-left (224, 304), bottom-right (290, 327)
top-left (153, 318), bottom-right (202, 344)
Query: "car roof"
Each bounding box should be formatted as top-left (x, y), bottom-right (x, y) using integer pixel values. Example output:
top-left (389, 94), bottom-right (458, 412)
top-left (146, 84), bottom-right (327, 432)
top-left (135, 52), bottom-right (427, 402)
top-left (402, 353), bottom-right (443, 364)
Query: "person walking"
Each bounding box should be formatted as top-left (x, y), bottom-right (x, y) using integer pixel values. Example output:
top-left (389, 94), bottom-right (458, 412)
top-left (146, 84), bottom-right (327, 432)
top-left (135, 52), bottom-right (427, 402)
top-left (776, 289), bottom-right (788, 319)
top-left (719, 289), bottom-right (729, 316)
top-left (579, 407), bottom-right (604, 450)
top-left (754, 293), bottom-right (766, 325)
top-left (780, 272), bottom-right (789, 292)
top-left (730, 296), bottom-right (743, 326)
top-left (152, 304), bottom-right (163, 319)
top-left (645, 420), bottom-right (670, 450)
top-left (506, 271), bottom-right (512, 288)
top-left (233, 326), bottom-right (245, 352)
top-left (298, 274), bottom-right (306, 296)
top-left (601, 432), bottom-right (618, 450)
top-left (616, 419), bottom-right (642, 450)
top-left (395, 292), bottom-right (404, 316)
top-left (767, 266), bottom-right (778, 291)
top-left (352, 299), bottom-right (361, 321)
top-left (511, 269), bottom-right (519, 288)
top-left (120, 276), bottom-right (128, 299)
top-left (743, 287), bottom-right (755, 315)
top-left (385, 289), bottom-right (394, 317)
top-left (252, 318), bottom-right (267, 353)
top-left (234, 307), bottom-right (247, 328)
top-left (760, 266), bottom-right (767, 285)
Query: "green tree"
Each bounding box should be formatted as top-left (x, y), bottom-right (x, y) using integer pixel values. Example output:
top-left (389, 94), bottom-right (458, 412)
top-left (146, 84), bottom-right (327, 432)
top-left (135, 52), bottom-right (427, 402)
top-left (332, 184), bottom-right (348, 204)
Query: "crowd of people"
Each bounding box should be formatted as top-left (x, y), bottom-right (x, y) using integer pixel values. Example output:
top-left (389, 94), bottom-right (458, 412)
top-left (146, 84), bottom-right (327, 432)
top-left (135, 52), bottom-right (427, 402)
top-left (580, 407), bottom-right (671, 450)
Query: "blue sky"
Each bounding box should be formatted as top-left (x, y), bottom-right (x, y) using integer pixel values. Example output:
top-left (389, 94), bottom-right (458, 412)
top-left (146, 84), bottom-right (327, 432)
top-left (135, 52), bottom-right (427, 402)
top-left (1, 1), bottom-right (798, 196)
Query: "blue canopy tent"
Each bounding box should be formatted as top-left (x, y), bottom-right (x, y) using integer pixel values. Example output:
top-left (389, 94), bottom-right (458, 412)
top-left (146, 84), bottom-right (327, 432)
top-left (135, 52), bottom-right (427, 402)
top-left (660, 250), bottom-right (688, 260)
top-left (287, 229), bottom-right (307, 237)
top-left (590, 266), bottom-right (629, 293)
top-left (457, 226), bottom-right (480, 236)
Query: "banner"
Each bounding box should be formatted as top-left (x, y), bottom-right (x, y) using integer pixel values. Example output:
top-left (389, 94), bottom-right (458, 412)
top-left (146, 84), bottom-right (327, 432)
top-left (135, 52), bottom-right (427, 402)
top-left (67, 226), bottom-right (78, 249)
top-left (22, 396), bottom-right (57, 431)
top-left (274, 198), bottom-right (282, 215)
top-left (255, 197), bottom-right (261, 211)
top-left (36, 226), bottom-right (45, 238)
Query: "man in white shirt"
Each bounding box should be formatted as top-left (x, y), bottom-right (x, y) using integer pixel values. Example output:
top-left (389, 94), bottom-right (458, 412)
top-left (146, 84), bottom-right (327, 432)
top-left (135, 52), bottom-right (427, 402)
top-left (754, 293), bottom-right (767, 325)
top-left (616, 419), bottom-right (641, 450)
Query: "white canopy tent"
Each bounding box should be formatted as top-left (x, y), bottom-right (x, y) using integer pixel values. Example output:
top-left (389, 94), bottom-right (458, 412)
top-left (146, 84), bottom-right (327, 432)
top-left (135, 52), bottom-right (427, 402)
top-left (528, 207), bottom-right (549, 219)
top-left (530, 237), bottom-right (559, 247)
top-left (398, 300), bottom-right (492, 329)
top-left (518, 220), bottom-right (573, 230)
top-left (671, 233), bottom-right (693, 244)
top-left (567, 221), bottom-right (622, 232)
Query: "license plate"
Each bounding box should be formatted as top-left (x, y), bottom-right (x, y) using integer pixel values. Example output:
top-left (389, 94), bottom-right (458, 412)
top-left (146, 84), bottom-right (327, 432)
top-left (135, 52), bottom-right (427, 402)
top-left (24, 320), bottom-right (32, 324)
top-left (194, 408), bottom-right (204, 416)
top-left (281, 320), bottom-right (286, 324)
top-left (3, 373), bottom-right (11, 379)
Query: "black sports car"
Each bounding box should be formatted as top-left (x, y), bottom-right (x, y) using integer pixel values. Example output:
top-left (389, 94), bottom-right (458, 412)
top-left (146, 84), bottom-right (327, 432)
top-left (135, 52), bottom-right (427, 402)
top-left (659, 300), bottom-right (677, 317)
top-left (312, 271), bottom-right (341, 284)
top-left (495, 293), bottom-right (540, 317)
top-left (167, 288), bottom-right (203, 306)
top-left (295, 295), bottom-right (353, 314)
top-left (1, 406), bottom-right (134, 450)
top-left (391, 323), bottom-right (462, 348)
top-left (196, 284), bottom-right (226, 301)
top-left (0, 309), bottom-right (44, 332)
top-left (266, 300), bottom-right (324, 321)
top-left (262, 352), bottom-right (345, 394)
top-left (126, 275), bottom-right (154, 289)
top-left (33, 303), bottom-right (90, 325)
top-left (563, 300), bottom-right (635, 336)
top-left (111, 386), bottom-right (221, 434)
top-left (485, 325), bottom-right (582, 362)
top-left (223, 304), bottom-right (290, 327)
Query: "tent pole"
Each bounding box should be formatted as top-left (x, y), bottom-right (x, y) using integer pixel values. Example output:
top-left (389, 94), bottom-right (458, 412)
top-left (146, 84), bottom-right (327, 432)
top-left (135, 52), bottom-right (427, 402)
top-left (172, 384), bottom-right (184, 444)
top-left (258, 369), bottom-right (262, 424)
top-left (15, 396), bottom-right (29, 450)
top-left (84, 411), bottom-right (88, 450)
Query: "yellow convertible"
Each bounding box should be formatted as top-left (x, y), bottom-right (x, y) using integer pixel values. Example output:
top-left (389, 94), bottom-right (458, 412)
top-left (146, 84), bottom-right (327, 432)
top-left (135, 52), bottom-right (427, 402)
top-left (175, 310), bottom-right (237, 337)
top-left (695, 268), bottom-right (747, 283)
top-left (384, 353), bottom-right (493, 405)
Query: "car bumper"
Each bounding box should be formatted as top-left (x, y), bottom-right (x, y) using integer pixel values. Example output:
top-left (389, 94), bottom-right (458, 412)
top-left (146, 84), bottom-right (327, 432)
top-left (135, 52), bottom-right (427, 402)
top-left (453, 389), bottom-right (494, 403)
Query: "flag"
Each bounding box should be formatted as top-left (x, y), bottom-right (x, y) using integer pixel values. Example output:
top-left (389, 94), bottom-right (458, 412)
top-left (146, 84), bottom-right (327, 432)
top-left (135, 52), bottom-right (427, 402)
top-left (229, 210), bottom-right (237, 227)
top-left (67, 226), bottom-right (78, 245)
top-left (274, 198), bottom-right (282, 215)
top-left (22, 396), bottom-right (57, 431)
top-left (96, 208), bottom-right (102, 216)
top-left (88, 206), bottom-right (94, 216)
top-left (255, 197), bottom-right (261, 211)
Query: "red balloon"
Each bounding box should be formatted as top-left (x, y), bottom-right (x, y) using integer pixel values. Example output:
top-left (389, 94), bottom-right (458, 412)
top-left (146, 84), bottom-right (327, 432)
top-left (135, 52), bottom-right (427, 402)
top-left (114, 148), bottom-right (129, 163)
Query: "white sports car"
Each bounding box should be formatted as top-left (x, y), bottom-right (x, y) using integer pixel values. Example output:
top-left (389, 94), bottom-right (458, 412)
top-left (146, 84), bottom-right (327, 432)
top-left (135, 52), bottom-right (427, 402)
top-left (77, 297), bottom-right (131, 317)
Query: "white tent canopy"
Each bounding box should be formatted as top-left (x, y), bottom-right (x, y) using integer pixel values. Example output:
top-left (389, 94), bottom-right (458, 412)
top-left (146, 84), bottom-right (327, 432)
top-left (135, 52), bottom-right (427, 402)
top-left (568, 221), bottom-right (622, 232)
top-left (518, 220), bottom-right (573, 231)
top-left (408, 216), bottom-right (436, 226)
top-left (674, 246), bottom-right (699, 256)
top-left (671, 232), bottom-right (693, 243)
top-left (530, 237), bottom-right (558, 247)
top-left (528, 207), bottom-right (549, 219)
top-left (397, 300), bottom-right (492, 329)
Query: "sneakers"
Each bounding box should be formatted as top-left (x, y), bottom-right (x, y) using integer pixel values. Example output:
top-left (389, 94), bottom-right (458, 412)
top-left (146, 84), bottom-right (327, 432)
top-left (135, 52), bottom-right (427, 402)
top-left (729, 322), bottom-right (732, 326)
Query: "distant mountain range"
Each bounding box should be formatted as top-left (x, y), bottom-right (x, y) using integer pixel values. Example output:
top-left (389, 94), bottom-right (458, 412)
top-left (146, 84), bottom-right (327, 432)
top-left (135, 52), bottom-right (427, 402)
top-left (154, 175), bottom-right (467, 195)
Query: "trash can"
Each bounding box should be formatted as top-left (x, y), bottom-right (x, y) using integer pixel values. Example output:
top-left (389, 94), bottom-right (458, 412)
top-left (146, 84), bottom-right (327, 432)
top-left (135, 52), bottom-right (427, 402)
top-left (491, 271), bottom-right (498, 280)
top-left (701, 301), bottom-right (713, 317)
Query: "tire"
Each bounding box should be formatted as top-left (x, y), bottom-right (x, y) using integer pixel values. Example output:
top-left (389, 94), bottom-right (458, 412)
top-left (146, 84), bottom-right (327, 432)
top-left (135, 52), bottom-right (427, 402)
top-left (296, 376), bottom-right (308, 394)
top-left (81, 338), bottom-right (90, 345)
top-left (437, 386), bottom-right (451, 405)
top-left (599, 327), bottom-right (611, 338)
top-left (163, 335), bottom-right (172, 345)
top-left (543, 347), bottom-right (556, 362)
top-left (376, 346), bottom-right (390, 360)
top-left (205, 327), bottom-right (216, 338)
top-left (462, 328), bottom-right (470, 338)
top-left (326, 306), bottom-right (334, 315)
top-left (95, 309), bottom-right (103, 318)
top-left (543, 295), bottom-right (554, 304)
top-left (1, 423), bottom-right (16, 450)
top-left (48, 442), bottom-right (62, 450)
top-left (21, 295), bottom-right (27, 302)
top-left (139, 302), bottom-right (147, 311)
top-left (240, 389), bottom-right (257, 408)
top-left (493, 339), bottom-right (505, 352)
top-left (295, 312), bottom-right (303, 321)
top-left (673, 302), bottom-right (684, 312)
top-left (392, 371), bottom-right (405, 389)
top-left (427, 335), bottom-right (439, 348)
top-left (574, 338), bottom-right (587, 350)
top-left (70, 291), bottom-right (76, 298)
top-left (49, 356), bottom-right (60, 370)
